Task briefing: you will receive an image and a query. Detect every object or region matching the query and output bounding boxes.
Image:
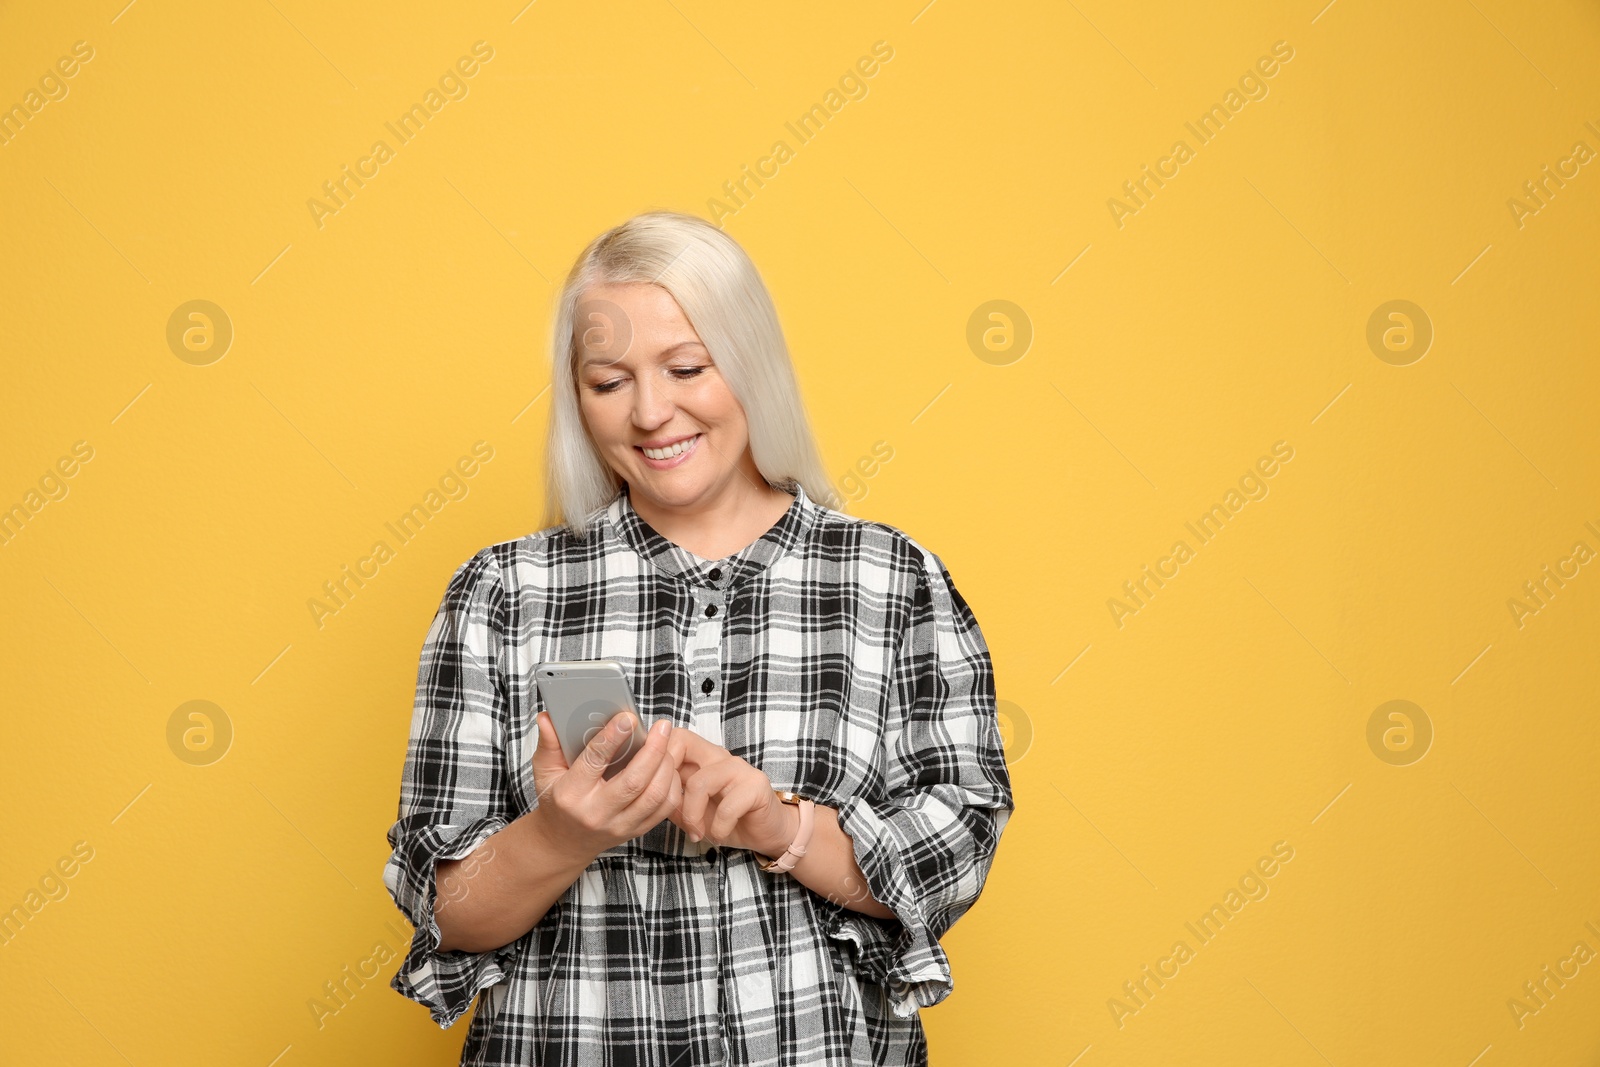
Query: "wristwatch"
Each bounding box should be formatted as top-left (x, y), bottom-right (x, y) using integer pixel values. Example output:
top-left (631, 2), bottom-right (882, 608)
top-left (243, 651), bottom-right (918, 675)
top-left (754, 790), bottom-right (815, 874)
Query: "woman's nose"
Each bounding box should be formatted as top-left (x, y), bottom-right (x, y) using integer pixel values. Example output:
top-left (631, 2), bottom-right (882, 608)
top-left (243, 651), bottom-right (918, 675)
top-left (631, 376), bottom-right (673, 428)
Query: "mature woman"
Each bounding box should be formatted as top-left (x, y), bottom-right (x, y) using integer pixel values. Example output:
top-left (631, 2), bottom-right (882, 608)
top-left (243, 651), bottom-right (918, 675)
top-left (382, 211), bottom-right (1013, 1066)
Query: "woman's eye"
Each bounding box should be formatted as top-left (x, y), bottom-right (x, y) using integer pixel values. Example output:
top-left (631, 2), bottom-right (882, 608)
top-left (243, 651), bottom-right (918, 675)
top-left (590, 379), bottom-right (625, 394)
top-left (670, 366), bottom-right (706, 380)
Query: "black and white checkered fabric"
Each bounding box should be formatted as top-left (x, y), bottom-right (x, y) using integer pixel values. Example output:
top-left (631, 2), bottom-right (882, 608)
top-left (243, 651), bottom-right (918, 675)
top-left (383, 484), bottom-right (1014, 1065)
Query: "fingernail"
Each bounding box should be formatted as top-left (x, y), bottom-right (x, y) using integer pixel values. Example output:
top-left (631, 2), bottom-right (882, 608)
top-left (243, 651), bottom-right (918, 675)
top-left (652, 719), bottom-right (668, 737)
top-left (615, 714), bottom-right (632, 733)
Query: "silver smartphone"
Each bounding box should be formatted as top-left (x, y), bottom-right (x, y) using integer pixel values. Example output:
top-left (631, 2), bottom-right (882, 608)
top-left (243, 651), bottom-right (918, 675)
top-left (533, 660), bottom-right (652, 780)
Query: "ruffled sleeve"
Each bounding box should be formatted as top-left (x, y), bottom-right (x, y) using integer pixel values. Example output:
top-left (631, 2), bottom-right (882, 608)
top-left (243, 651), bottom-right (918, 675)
top-left (821, 547), bottom-right (1015, 1018)
top-left (382, 547), bottom-right (525, 1028)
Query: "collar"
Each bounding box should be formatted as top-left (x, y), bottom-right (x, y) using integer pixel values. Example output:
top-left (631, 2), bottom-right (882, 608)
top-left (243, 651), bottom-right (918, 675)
top-left (605, 483), bottom-right (819, 589)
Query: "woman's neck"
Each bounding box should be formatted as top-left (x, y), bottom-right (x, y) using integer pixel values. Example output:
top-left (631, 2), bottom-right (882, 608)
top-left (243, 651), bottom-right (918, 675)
top-left (630, 478), bottom-right (795, 561)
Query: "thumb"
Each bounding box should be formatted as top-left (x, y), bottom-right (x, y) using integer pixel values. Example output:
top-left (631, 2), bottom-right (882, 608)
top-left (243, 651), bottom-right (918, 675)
top-left (572, 710), bottom-right (635, 780)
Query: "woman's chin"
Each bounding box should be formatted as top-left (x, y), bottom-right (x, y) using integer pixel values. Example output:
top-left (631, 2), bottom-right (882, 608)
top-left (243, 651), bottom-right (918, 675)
top-left (628, 475), bottom-right (714, 512)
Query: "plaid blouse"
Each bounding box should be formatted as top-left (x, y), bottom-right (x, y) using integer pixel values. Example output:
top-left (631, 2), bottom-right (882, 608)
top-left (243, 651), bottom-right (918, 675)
top-left (382, 484), bottom-right (1014, 1066)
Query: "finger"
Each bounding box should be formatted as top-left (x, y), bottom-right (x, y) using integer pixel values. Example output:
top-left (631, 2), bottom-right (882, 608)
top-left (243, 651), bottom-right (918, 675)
top-left (669, 726), bottom-right (724, 771)
top-left (665, 761), bottom-right (684, 815)
top-left (604, 716), bottom-right (673, 799)
top-left (680, 762), bottom-right (742, 839)
top-left (700, 797), bottom-right (725, 843)
top-left (573, 710), bottom-right (637, 780)
top-left (667, 729), bottom-right (701, 777)
top-left (676, 772), bottom-right (705, 835)
top-left (664, 776), bottom-right (697, 836)
top-left (641, 745), bottom-right (680, 820)
top-left (655, 751), bottom-right (684, 815)
top-left (677, 762), bottom-right (724, 834)
top-left (710, 786), bottom-right (759, 843)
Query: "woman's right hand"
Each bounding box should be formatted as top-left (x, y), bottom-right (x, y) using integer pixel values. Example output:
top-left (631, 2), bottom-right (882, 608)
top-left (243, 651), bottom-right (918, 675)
top-left (529, 709), bottom-right (685, 859)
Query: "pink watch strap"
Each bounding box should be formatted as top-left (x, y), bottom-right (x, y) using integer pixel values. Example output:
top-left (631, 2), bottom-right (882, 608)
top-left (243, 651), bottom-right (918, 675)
top-left (766, 798), bottom-right (815, 873)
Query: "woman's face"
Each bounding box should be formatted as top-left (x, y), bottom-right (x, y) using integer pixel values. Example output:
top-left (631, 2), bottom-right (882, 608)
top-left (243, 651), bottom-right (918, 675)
top-left (574, 282), bottom-right (760, 517)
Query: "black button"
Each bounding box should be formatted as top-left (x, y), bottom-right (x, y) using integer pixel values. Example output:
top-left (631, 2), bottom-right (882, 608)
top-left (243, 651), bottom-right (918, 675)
top-left (700, 677), bottom-right (714, 694)
top-left (708, 568), bottom-right (722, 582)
top-left (704, 604), bottom-right (718, 618)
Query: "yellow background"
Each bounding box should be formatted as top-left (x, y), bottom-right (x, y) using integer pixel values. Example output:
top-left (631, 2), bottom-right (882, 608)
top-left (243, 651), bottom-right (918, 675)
top-left (3, 1), bottom-right (1598, 1063)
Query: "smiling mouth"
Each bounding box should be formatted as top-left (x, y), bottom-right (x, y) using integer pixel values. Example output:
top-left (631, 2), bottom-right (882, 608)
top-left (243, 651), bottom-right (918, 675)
top-left (639, 434), bottom-right (700, 461)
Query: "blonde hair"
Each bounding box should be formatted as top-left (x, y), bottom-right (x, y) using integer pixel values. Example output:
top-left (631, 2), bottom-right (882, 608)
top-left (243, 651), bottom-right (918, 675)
top-left (542, 211), bottom-right (834, 535)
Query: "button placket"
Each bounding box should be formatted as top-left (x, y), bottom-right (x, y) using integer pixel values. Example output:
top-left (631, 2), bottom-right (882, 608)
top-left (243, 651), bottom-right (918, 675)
top-left (696, 571), bottom-right (733, 1066)
top-left (687, 575), bottom-right (727, 747)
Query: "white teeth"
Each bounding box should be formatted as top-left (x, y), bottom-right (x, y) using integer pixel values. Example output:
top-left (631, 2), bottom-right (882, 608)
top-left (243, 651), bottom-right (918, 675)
top-left (642, 435), bottom-right (697, 460)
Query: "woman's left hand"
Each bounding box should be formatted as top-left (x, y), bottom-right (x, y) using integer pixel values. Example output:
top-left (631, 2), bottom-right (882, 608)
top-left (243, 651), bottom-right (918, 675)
top-left (666, 728), bottom-right (794, 856)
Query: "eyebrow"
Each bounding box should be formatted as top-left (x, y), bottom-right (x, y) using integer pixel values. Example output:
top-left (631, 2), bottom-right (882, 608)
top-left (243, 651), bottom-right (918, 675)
top-left (580, 340), bottom-right (707, 367)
